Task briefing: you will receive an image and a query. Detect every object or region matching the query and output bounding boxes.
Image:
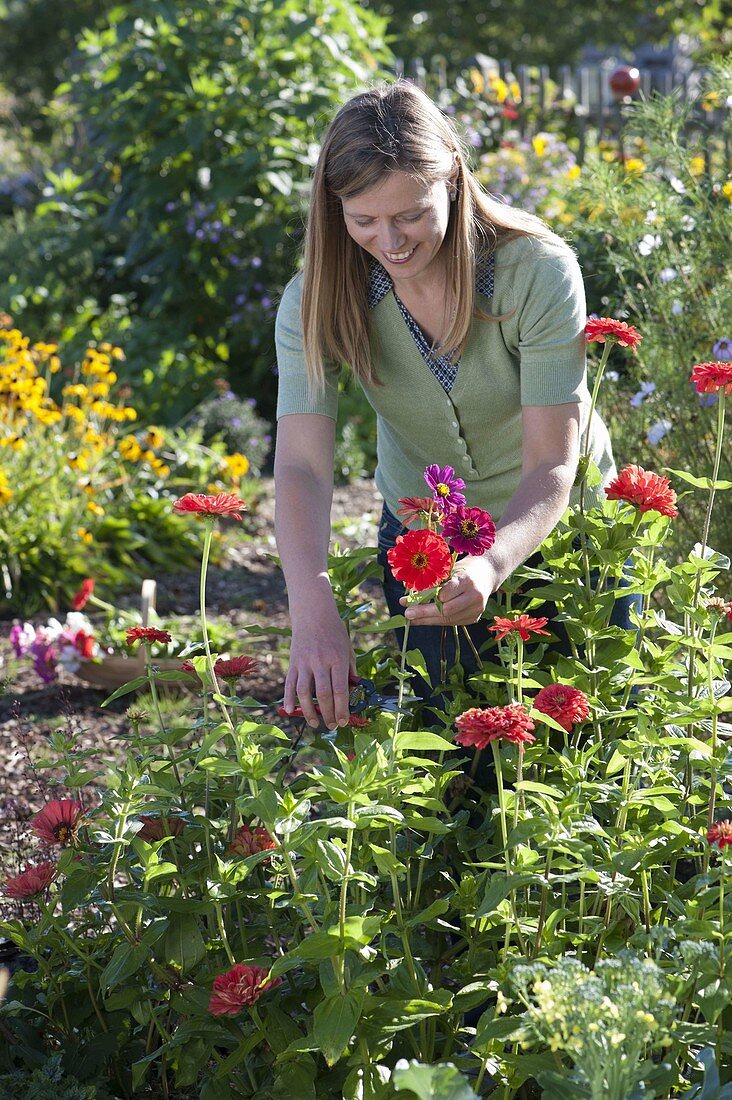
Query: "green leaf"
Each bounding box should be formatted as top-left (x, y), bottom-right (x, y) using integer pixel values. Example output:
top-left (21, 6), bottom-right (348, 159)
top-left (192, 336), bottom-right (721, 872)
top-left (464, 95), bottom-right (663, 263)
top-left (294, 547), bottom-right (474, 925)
top-left (394, 731), bottom-right (455, 752)
top-left (666, 469), bottom-right (732, 491)
top-left (392, 1060), bottom-right (477, 1099)
top-left (100, 675), bottom-right (149, 706)
top-left (476, 872), bottom-right (537, 917)
top-left (160, 913), bottom-right (207, 972)
top-left (312, 989), bottom-right (364, 1066)
top-left (100, 941), bottom-right (149, 995)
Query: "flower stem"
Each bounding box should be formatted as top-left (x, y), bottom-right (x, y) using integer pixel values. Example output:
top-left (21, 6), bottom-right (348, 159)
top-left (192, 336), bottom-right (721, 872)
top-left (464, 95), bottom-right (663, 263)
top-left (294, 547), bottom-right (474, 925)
top-left (199, 518), bottom-right (235, 733)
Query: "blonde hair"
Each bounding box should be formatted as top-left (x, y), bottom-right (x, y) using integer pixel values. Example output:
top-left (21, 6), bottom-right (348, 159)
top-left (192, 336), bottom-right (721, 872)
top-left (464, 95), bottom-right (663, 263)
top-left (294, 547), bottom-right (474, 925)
top-left (301, 80), bottom-right (553, 389)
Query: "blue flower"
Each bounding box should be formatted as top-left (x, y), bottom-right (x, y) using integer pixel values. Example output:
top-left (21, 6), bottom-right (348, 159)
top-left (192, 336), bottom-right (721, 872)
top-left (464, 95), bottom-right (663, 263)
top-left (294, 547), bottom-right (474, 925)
top-left (712, 338), bottom-right (732, 362)
top-left (630, 381), bottom-right (656, 408)
top-left (646, 419), bottom-right (672, 446)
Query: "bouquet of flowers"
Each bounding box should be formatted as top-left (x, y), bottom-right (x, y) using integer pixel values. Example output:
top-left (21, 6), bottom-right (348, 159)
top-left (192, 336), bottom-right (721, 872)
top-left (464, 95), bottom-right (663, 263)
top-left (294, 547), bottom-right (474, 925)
top-left (10, 612), bottom-right (100, 683)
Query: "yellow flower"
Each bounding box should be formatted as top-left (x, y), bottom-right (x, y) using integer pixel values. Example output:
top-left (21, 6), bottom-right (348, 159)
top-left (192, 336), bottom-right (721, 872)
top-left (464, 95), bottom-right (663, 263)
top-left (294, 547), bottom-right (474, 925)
top-left (0, 434), bottom-right (24, 451)
top-left (89, 382), bottom-right (111, 399)
top-left (722, 181), bottom-right (732, 201)
top-left (77, 527), bottom-right (94, 544)
top-left (0, 467), bottom-right (12, 505)
top-left (508, 80), bottom-right (521, 102)
top-left (689, 156), bottom-right (705, 177)
top-left (701, 90), bottom-right (721, 111)
top-left (489, 75), bottom-right (509, 104)
top-left (49, 356), bottom-right (61, 373)
top-left (145, 426), bottom-right (165, 449)
top-left (87, 501), bottom-right (105, 517)
top-left (469, 68), bottom-right (484, 95)
top-left (62, 383), bottom-right (89, 400)
top-left (151, 461), bottom-right (170, 477)
top-left (119, 436), bottom-right (143, 461)
top-left (225, 452), bottom-right (250, 479)
top-left (67, 451), bottom-right (92, 472)
top-left (63, 404), bottom-right (86, 423)
top-left (532, 135), bottom-right (548, 158)
top-left (142, 449), bottom-right (156, 463)
top-left (624, 157), bottom-right (645, 175)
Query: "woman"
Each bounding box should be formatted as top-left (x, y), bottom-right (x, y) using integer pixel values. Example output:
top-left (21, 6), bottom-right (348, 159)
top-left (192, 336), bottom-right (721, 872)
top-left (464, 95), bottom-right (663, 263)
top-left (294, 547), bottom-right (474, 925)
top-left (273, 81), bottom-right (616, 729)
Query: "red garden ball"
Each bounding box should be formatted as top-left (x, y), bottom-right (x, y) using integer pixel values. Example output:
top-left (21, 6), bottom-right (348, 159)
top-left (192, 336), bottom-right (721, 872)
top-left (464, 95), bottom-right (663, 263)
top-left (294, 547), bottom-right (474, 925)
top-left (609, 66), bottom-right (641, 99)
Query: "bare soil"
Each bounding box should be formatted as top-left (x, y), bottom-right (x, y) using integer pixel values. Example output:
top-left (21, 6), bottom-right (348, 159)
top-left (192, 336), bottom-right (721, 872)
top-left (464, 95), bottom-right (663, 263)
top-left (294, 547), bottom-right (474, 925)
top-left (0, 478), bottom-right (383, 884)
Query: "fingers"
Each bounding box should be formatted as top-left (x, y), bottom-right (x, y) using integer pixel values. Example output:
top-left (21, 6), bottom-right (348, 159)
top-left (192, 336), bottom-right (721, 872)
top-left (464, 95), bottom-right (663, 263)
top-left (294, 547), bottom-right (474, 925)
top-left (402, 575), bottom-right (485, 626)
top-left (283, 663), bottom-right (353, 730)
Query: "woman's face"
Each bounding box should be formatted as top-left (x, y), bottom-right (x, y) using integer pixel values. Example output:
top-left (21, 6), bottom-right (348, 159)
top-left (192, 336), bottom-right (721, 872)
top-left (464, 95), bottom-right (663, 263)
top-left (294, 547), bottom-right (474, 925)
top-left (341, 170), bottom-right (454, 289)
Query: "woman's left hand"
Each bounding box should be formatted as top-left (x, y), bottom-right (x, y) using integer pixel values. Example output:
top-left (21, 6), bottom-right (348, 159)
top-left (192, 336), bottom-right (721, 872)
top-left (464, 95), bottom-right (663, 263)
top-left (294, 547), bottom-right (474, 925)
top-left (400, 555), bottom-right (499, 626)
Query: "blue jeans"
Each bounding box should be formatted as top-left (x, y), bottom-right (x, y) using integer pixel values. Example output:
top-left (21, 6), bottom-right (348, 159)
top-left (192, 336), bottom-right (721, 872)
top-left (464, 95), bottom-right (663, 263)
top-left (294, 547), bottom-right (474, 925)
top-left (377, 502), bottom-right (642, 703)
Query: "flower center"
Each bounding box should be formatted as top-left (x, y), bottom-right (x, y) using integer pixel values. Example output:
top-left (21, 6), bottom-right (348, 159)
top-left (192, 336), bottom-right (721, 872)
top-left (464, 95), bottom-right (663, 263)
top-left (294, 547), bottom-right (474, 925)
top-left (435, 483), bottom-right (450, 497)
top-left (55, 824), bottom-right (71, 843)
top-left (459, 520), bottom-right (478, 537)
top-left (410, 552), bottom-right (429, 569)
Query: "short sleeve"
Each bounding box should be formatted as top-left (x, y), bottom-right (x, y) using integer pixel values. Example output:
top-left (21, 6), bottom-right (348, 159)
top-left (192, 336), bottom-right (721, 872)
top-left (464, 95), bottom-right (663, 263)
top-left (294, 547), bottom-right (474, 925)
top-left (516, 239), bottom-right (588, 407)
top-left (275, 274), bottom-right (339, 420)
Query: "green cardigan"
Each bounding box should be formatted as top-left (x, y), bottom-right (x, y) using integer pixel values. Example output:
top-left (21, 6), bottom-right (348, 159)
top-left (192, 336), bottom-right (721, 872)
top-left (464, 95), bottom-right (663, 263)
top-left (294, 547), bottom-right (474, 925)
top-left (275, 232), bottom-right (615, 521)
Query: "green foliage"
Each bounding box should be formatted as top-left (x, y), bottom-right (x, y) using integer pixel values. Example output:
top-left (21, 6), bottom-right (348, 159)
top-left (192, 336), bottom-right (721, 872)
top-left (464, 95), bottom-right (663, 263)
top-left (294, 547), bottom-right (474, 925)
top-left (572, 62), bottom-right (732, 558)
top-left (0, 0), bottom-right (391, 422)
top-left (4, 457), bottom-right (732, 1096)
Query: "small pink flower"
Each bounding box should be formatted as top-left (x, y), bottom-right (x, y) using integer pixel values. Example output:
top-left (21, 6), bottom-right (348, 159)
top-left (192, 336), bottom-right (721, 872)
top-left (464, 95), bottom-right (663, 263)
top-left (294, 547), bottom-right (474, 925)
top-left (31, 799), bottom-right (84, 846)
top-left (3, 862), bottom-right (57, 899)
top-left (208, 963), bottom-right (282, 1016)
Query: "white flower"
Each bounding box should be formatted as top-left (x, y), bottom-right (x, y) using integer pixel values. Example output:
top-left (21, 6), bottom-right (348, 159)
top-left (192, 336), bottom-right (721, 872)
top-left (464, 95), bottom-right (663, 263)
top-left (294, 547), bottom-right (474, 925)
top-left (56, 643), bottom-right (82, 672)
top-left (606, 370), bottom-right (620, 382)
top-left (64, 612), bottom-right (93, 634)
top-left (197, 166), bottom-right (211, 188)
top-left (646, 419), bottom-right (672, 445)
top-left (680, 215), bottom-right (696, 231)
top-left (671, 300), bottom-right (683, 315)
top-left (638, 234), bottom-right (661, 256)
top-left (668, 176), bottom-right (686, 194)
top-left (659, 267), bottom-right (677, 282)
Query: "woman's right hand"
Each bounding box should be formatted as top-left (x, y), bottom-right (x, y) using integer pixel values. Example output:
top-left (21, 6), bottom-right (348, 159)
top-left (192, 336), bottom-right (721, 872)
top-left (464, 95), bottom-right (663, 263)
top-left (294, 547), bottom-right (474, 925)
top-left (283, 597), bottom-right (357, 730)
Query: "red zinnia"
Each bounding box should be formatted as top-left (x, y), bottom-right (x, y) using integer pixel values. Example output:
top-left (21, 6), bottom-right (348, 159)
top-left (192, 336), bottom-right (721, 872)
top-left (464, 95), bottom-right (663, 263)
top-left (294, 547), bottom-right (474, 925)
top-left (227, 825), bottom-right (276, 858)
top-left (442, 506), bottom-right (496, 556)
top-left (71, 578), bottom-right (94, 611)
top-left (455, 704), bottom-right (536, 750)
top-left (707, 820), bottom-right (732, 849)
top-left (585, 317), bottom-right (642, 350)
top-left (3, 861), bottom-right (57, 899)
top-left (125, 626), bottom-right (173, 646)
top-left (173, 492), bottom-right (247, 520)
top-left (690, 361), bottom-right (732, 396)
top-left (490, 613), bottom-right (550, 642)
top-left (396, 495), bottom-right (440, 526)
top-left (214, 655), bottom-right (261, 681)
top-left (136, 815), bottom-right (185, 842)
top-left (605, 464), bottom-right (678, 518)
top-left (31, 799), bottom-right (84, 846)
top-left (276, 704), bottom-right (370, 727)
top-left (387, 528), bottom-right (453, 592)
top-left (534, 683), bottom-right (590, 732)
top-left (208, 963), bottom-right (282, 1016)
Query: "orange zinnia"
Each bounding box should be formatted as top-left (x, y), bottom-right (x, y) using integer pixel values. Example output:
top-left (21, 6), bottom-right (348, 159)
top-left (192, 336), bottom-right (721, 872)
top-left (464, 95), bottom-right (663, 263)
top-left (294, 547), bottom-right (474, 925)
top-left (490, 614), bottom-right (550, 642)
top-left (605, 464), bottom-right (678, 518)
top-left (387, 528), bottom-right (453, 592)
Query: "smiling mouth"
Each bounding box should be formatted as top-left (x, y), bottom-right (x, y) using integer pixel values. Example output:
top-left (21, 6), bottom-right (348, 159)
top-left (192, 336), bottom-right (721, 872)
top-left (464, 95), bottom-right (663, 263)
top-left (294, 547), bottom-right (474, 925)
top-left (384, 247), bottom-right (416, 262)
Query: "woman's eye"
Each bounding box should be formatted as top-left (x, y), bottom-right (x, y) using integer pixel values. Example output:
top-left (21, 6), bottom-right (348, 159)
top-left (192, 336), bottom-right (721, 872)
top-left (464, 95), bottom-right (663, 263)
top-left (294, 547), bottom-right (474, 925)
top-left (401, 213), bottom-right (424, 222)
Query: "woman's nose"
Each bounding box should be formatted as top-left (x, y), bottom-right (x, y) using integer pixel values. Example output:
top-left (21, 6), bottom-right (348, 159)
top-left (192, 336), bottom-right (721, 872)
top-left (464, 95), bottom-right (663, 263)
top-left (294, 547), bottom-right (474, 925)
top-left (377, 222), bottom-right (405, 252)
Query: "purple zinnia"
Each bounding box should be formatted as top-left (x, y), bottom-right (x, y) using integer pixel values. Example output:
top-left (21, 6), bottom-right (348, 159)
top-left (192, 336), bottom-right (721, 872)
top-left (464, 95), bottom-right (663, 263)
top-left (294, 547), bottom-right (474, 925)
top-left (442, 506), bottom-right (496, 556)
top-left (424, 464), bottom-right (466, 512)
top-left (712, 338), bottom-right (732, 363)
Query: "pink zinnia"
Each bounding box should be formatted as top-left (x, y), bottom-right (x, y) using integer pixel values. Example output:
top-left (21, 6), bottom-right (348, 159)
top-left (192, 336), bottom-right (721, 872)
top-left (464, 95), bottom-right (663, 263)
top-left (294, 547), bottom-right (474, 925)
top-left (707, 820), bottom-right (732, 849)
top-left (455, 704), bottom-right (536, 751)
top-left (208, 963), bottom-right (282, 1016)
top-left (423, 464), bottom-right (466, 512)
top-left (227, 825), bottom-right (276, 858)
top-left (442, 506), bottom-right (496, 556)
top-left (3, 861), bottom-right (57, 899)
top-left (31, 799), bottom-right (84, 845)
top-left (173, 492), bottom-right (247, 520)
top-left (534, 683), bottom-right (590, 732)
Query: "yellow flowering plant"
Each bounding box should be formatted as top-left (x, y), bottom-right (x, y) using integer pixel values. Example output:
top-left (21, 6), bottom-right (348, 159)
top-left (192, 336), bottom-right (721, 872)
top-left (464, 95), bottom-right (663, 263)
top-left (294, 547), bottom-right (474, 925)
top-left (0, 321), bottom-right (253, 615)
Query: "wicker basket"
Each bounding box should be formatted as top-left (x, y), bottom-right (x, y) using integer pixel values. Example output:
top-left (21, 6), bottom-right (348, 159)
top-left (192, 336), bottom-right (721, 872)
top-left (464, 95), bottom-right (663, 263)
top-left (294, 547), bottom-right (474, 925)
top-left (75, 579), bottom-right (186, 692)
